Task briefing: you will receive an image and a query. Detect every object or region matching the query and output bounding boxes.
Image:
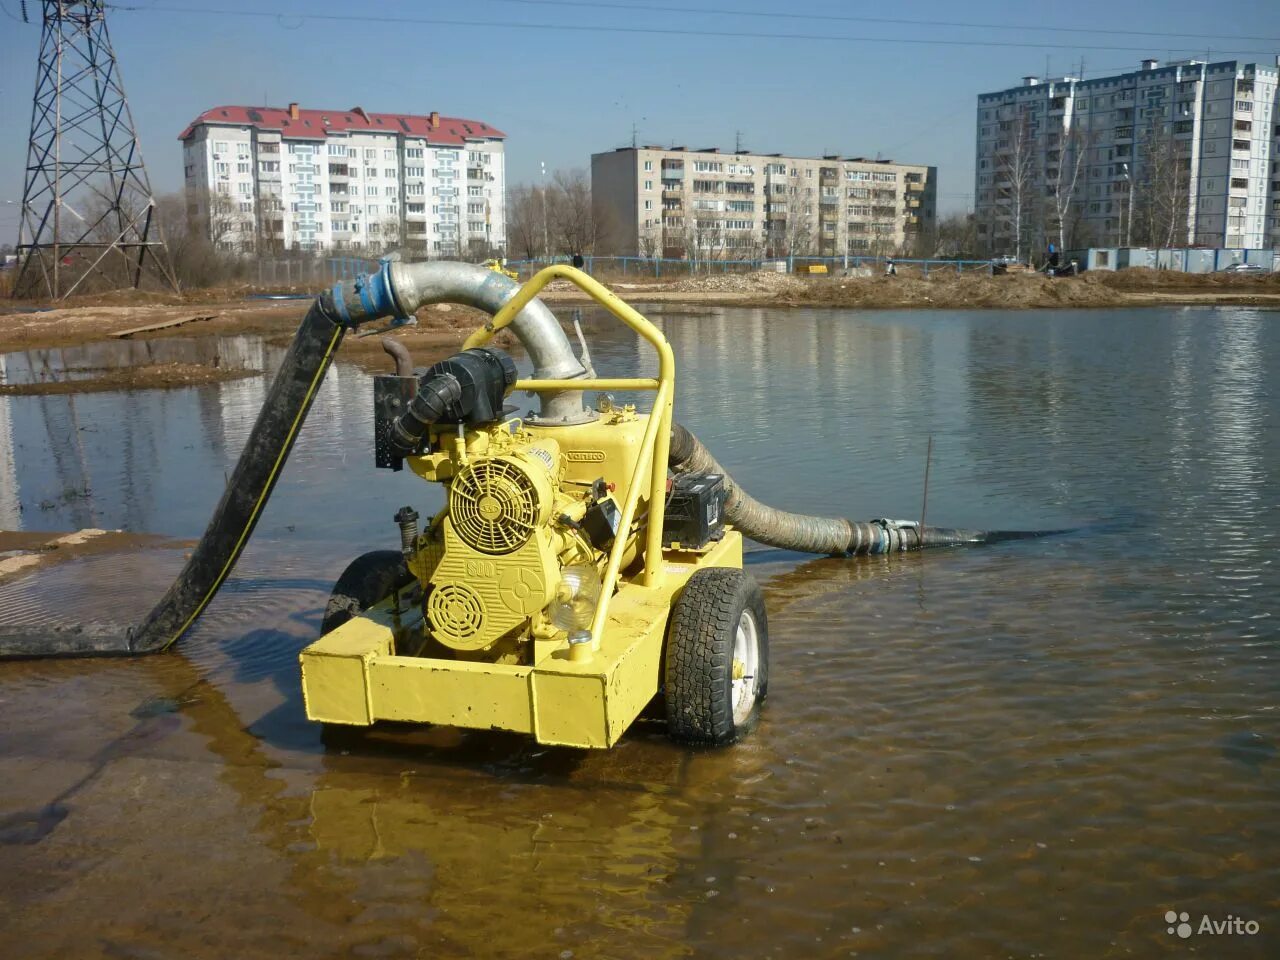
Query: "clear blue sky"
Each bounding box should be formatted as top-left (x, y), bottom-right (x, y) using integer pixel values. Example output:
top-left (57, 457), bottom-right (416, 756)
top-left (2, 0), bottom-right (1278, 244)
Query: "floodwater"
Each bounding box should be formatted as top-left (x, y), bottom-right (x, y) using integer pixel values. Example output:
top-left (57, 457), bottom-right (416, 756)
top-left (0, 305), bottom-right (1276, 959)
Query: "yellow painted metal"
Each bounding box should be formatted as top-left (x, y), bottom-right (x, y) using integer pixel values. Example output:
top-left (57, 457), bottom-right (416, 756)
top-left (512, 378), bottom-right (660, 392)
top-left (425, 520), bottom-right (560, 651)
top-left (464, 265), bottom-right (676, 640)
top-left (299, 267), bottom-right (740, 748)
top-left (299, 530), bottom-right (743, 747)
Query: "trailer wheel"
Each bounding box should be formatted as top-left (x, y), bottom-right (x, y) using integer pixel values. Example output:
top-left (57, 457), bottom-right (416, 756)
top-left (321, 550), bottom-right (414, 634)
top-left (664, 567), bottom-right (769, 746)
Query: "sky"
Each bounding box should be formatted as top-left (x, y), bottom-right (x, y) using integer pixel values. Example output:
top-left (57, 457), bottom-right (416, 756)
top-left (2, 0), bottom-right (1279, 245)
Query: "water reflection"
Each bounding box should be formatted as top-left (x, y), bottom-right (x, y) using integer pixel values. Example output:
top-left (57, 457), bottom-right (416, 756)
top-left (1, 305), bottom-right (1277, 958)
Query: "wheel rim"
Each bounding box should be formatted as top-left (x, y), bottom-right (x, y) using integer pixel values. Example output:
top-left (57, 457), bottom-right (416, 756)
top-left (731, 608), bottom-right (760, 726)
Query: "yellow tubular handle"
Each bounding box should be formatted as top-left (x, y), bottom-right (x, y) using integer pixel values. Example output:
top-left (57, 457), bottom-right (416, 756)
top-left (466, 266), bottom-right (676, 642)
top-left (512, 378), bottom-right (659, 392)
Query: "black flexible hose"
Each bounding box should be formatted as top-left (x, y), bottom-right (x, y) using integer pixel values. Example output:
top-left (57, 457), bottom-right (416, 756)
top-left (387, 375), bottom-right (463, 459)
top-left (0, 282), bottom-right (388, 658)
top-left (670, 423), bottom-right (1055, 556)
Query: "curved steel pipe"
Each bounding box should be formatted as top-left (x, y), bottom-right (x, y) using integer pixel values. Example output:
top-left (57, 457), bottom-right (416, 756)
top-left (386, 261), bottom-right (588, 423)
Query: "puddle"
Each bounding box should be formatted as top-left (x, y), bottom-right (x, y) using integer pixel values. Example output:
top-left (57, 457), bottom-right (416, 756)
top-left (0, 305), bottom-right (1277, 958)
top-left (0, 335), bottom-right (271, 396)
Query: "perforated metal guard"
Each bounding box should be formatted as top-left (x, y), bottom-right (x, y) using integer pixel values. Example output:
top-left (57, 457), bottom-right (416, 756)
top-left (427, 583), bottom-right (485, 643)
top-left (449, 459), bottom-right (540, 554)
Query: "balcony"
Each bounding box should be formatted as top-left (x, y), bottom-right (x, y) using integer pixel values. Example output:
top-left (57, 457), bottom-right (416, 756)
top-left (766, 211), bottom-right (787, 222)
top-left (661, 189), bottom-right (683, 201)
top-left (906, 181), bottom-right (924, 192)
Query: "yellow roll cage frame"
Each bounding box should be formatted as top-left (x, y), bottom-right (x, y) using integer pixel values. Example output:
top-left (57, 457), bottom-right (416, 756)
top-left (461, 265), bottom-right (674, 647)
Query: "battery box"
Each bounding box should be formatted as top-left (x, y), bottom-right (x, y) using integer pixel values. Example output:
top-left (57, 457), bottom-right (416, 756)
top-left (662, 473), bottom-right (726, 550)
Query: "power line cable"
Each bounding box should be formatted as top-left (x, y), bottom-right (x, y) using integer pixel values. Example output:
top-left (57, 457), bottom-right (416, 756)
top-left (472, 0), bottom-right (1280, 45)
top-left (104, 4), bottom-right (1278, 55)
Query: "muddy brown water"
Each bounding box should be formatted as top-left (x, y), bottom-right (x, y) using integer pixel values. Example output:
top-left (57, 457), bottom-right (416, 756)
top-left (0, 305), bottom-right (1276, 958)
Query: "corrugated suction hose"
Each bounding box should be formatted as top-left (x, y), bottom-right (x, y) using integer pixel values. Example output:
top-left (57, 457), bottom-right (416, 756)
top-left (668, 423), bottom-right (1052, 556)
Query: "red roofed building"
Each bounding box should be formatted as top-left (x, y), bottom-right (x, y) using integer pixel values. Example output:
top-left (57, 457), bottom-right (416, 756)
top-left (180, 102), bottom-right (507, 257)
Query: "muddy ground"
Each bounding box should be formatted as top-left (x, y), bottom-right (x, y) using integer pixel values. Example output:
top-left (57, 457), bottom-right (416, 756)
top-left (0, 529), bottom-right (191, 581)
top-left (2, 269), bottom-right (1277, 392)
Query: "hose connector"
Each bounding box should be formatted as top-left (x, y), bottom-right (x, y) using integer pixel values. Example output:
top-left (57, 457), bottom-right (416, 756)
top-left (324, 261), bottom-right (400, 328)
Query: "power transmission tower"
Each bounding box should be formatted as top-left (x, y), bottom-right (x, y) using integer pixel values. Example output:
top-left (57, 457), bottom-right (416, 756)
top-left (15, 1), bottom-right (178, 300)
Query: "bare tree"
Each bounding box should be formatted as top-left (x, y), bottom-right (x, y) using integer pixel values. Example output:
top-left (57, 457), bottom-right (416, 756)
top-left (549, 168), bottom-right (607, 256)
top-left (505, 183), bottom-right (544, 260)
top-left (992, 108), bottom-right (1038, 260)
top-left (925, 212), bottom-right (980, 259)
top-left (1045, 126), bottom-right (1090, 254)
top-left (1133, 117), bottom-right (1191, 247)
top-left (637, 224), bottom-right (662, 259)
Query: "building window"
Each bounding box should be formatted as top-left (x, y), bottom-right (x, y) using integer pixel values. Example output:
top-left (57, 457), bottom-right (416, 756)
top-left (644, 180), bottom-right (653, 190)
top-left (214, 140), bottom-right (229, 154)
top-left (644, 199), bottom-right (653, 210)
top-left (643, 160), bottom-right (653, 171)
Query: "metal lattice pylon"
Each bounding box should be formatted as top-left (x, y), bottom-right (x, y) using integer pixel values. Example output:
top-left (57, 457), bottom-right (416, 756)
top-left (14, 1), bottom-right (178, 300)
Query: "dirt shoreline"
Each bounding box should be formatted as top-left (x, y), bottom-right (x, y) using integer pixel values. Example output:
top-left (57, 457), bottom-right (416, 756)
top-left (2, 270), bottom-right (1276, 393)
top-left (0, 529), bottom-right (192, 581)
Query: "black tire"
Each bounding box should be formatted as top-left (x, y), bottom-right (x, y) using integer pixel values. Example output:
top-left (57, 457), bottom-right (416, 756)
top-left (664, 567), bottom-right (769, 746)
top-left (321, 550), bottom-right (414, 634)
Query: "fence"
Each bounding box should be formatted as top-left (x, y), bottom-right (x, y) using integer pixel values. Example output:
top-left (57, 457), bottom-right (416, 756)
top-left (254, 254), bottom-right (997, 288)
top-left (256, 256), bottom-right (379, 288)
top-left (504, 255), bottom-right (994, 279)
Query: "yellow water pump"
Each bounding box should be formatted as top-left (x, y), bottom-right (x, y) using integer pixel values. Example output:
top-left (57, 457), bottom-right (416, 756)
top-left (300, 267), bottom-right (768, 749)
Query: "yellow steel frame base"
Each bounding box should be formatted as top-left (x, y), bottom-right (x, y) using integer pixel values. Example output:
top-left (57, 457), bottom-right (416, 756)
top-left (300, 532), bottom-right (742, 749)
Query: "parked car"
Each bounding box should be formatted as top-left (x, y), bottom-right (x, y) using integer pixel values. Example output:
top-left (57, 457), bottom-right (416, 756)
top-left (1221, 263), bottom-right (1266, 274)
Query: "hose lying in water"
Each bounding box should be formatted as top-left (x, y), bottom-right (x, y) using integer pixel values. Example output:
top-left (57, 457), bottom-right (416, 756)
top-left (0, 262), bottom-right (583, 660)
top-left (668, 423), bottom-right (1051, 556)
top-left (0, 276), bottom-right (397, 658)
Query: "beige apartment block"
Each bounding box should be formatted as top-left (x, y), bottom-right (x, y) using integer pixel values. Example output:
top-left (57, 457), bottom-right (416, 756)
top-left (592, 146), bottom-right (937, 259)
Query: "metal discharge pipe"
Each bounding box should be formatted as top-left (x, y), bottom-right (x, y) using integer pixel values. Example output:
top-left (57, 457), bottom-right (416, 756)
top-left (385, 261), bottom-right (588, 423)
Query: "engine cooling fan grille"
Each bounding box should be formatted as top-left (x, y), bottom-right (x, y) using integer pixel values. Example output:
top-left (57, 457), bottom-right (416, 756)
top-left (427, 583), bottom-right (485, 642)
top-left (450, 458), bottom-right (540, 554)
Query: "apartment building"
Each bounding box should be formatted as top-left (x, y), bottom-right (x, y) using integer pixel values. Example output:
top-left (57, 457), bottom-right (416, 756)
top-left (975, 58), bottom-right (1280, 255)
top-left (592, 147), bottom-right (936, 259)
top-left (180, 103), bottom-right (506, 257)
